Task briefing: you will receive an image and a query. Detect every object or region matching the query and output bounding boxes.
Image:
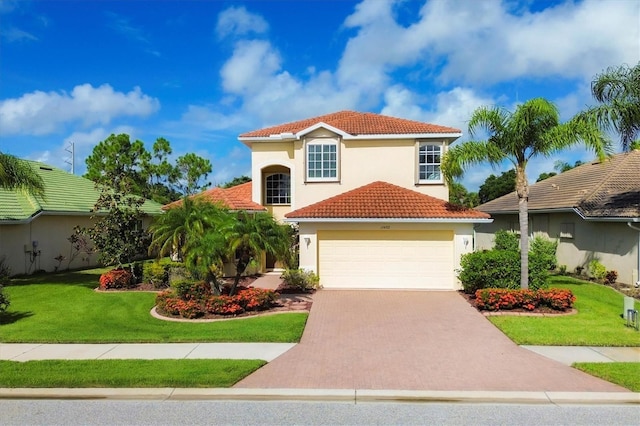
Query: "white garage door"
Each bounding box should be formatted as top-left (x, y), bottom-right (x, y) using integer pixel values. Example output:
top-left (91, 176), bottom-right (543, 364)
top-left (318, 230), bottom-right (454, 289)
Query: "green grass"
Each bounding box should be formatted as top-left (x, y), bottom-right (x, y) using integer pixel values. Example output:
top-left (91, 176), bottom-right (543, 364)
top-left (0, 268), bottom-right (308, 343)
top-left (488, 276), bottom-right (640, 346)
top-left (0, 359), bottom-right (264, 388)
top-left (573, 363), bottom-right (640, 392)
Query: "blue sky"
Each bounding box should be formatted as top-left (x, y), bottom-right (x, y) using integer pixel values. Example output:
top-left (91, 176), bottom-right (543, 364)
top-left (1, 0), bottom-right (638, 191)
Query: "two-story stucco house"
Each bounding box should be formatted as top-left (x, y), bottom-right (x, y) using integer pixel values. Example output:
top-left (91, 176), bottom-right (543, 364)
top-left (238, 111), bottom-right (491, 290)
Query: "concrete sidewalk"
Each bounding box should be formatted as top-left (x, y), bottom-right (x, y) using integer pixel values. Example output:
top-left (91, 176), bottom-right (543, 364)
top-left (1, 343), bottom-right (637, 365)
top-left (0, 343), bottom-right (296, 362)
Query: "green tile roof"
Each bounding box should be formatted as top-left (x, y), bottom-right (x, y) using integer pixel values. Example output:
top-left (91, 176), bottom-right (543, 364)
top-left (0, 161), bottom-right (163, 222)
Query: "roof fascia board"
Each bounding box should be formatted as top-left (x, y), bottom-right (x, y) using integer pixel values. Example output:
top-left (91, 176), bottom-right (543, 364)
top-left (480, 208), bottom-right (576, 215)
top-left (239, 129), bottom-right (463, 143)
top-left (284, 217), bottom-right (493, 224)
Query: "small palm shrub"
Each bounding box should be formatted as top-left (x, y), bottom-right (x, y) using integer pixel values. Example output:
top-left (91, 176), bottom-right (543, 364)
top-left (280, 269), bottom-right (321, 293)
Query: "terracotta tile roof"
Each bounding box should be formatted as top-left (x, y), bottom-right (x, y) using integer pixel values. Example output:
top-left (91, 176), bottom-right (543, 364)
top-left (163, 181), bottom-right (265, 212)
top-left (285, 181), bottom-right (490, 220)
top-left (478, 150), bottom-right (640, 219)
top-left (239, 110), bottom-right (461, 138)
top-left (0, 160), bottom-right (162, 222)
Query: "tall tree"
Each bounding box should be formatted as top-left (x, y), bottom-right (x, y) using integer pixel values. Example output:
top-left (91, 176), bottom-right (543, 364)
top-left (85, 134), bottom-right (150, 197)
top-left (442, 98), bottom-right (610, 289)
top-left (448, 181), bottom-right (479, 208)
top-left (478, 169), bottom-right (516, 203)
top-left (145, 138), bottom-right (181, 204)
top-left (585, 62), bottom-right (640, 151)
top-left (175, 153), bottom-right (212, 195)
top-left (222, 176), bottom-right (251, 189)
top-left (0, 152), bottom-right (45, 196)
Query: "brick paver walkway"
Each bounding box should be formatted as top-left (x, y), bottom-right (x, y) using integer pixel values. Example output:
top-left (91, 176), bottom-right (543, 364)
top-left (235, 291), bottom-right (626, 391)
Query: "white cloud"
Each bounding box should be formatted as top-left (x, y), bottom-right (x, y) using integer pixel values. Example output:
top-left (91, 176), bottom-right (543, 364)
top-left (0, 84), bottom-right (159, 135)
top-left (1, 26), bottom-right (38, 42)
top-left (216, 6), bottom-right (269, 39)
top-left (415, 0), bottom-right (639, 84)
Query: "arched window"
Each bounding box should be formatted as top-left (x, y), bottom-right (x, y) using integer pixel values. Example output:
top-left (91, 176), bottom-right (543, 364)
top-left (265, 173), bottom-right (290, 205)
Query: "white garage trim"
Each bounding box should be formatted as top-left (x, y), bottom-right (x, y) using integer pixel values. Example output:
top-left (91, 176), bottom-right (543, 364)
top-left (317, 230), bottom-right (454, 290)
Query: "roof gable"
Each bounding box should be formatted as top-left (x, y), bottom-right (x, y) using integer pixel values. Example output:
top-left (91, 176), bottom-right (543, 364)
top-left (239, 110), bottom-right (461, 140)
top-left (285, 181), bottom-right (490, 221)
top-left (163, 181), bottom-right (265, 212)
top-left (478, 150), bottom-right (640, 219)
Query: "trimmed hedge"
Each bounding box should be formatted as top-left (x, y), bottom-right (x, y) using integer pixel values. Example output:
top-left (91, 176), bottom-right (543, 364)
top-left (475, 288), bottom-right (575, 311)
top-left (459, 249), bottom-right (549, 294)
top-left (99, 269), bottom-right (134, 290)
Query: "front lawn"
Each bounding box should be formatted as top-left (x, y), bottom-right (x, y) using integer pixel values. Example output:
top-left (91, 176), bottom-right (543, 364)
top-left (0, 359), bottom-right (264, 388)
top-left (573, 363), bottom-right (640, 392)
top-left (0, 269), bottom-right (307, 343)
top-left (488, 276), bottom-right (640, 346)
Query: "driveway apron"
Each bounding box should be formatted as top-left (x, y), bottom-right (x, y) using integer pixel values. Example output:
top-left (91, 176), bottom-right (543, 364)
top-left (234, 291), bottom-right (626, 391)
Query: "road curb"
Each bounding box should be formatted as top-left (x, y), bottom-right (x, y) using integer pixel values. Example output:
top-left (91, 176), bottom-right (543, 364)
top-left (1, 388), bottom-right (638, 404)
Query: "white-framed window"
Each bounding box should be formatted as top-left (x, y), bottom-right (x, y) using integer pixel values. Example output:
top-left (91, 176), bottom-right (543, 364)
top-left (265, 173), bottom-right (290, 205)
top-left (417, 142), bottom-right (443, 183)
top-left (306, 141), bottom-right (338, 181)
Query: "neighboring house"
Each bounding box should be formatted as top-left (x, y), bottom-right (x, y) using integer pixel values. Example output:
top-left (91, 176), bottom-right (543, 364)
top-left (236, 110), bottom-right (491, 290)
top-left (475, 150), bottom-right (640, 285)
top-left (0, 161), bottom-right (163, 276)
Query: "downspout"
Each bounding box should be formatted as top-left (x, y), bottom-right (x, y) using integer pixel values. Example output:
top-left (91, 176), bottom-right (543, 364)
top-left (628, 222), bottom-right (640, 287)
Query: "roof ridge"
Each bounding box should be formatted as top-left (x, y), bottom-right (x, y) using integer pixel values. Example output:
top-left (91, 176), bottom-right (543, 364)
top-left (578, 153), bottom-right (630, 207)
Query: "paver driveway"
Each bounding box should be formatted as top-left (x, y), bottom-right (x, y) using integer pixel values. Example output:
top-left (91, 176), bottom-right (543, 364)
top-left (235, 290), bottom-right (626, 391)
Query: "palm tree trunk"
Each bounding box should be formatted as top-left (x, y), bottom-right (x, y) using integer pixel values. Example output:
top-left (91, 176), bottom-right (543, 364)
top-left (515, 164), bottom-right (530, 289)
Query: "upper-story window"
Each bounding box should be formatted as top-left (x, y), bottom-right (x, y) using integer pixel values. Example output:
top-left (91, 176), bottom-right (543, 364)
top-left (265, 173), bottom-right (290, 205)
top-left (306, 141), bottom-right (339, 181)
top-left (418, 142), bottom-right (443, 183)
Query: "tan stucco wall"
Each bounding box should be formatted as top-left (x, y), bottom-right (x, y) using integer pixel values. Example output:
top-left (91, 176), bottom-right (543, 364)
top-left (475, 212), bottom-right (639, 285)
top-left (0, 215), bottom-right (154, 276)
top-left (296, 221), bottom-right (475, 290)
top-left (251, 130), bottom-right (450, 215)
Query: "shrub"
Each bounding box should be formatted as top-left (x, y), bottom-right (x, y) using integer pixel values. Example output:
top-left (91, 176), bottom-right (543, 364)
top-left (604, 270), bottom-right (618, 285)
top-left (143, 262), bottom-right (169, 288)
top-left (0, 284), bottom-right (10, 314)
top-left (172, 280), bottom-right (211, 301)
top-left (537, 288), bottom-right (576, 310)
top-left (281, 269), bottom-right (321, 292)
top-left (155, 286), bottom-right (278, 318)
top-left (530, 234), bottom-right (558, 270)
top-left (458, 249), bottom-right (548, 294)
top-left (558, 265), bottom-right (567, 275)
top-left (475, 288), bottom-right (575, 311)
top-left (588, 260), bottom-right (607, 281)
top-left (99, 269), bottom-right (134, 290)
top-left (494, 230), bottom-right (520, 251)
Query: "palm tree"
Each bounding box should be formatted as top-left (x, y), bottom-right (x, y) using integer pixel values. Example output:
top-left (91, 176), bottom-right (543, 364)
top-left (0, 152), bottom-right (45, 196)
top-left (585, 63), bottom-right (640, 151)
top-left (148, 197), bottom-right (229, 260)
top-left (225, 211), bottom-right (291, 296)
top-left (442, 98), bottom-right (610, 289)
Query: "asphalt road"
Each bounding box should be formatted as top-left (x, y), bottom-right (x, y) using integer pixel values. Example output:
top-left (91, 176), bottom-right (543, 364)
top-left (1, 400), bottom-right (639, 425)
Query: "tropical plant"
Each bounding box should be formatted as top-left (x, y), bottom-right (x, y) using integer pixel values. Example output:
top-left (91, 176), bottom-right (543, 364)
top-left (0, 152), bottom-right (45, 196)
top-left (442, 97), bottom-right (610, 288)
top-left (148, 197), bottom-right (226, 261)
top-left (583, 62), bottom-right (640, 151)
top-left (224, 211), bottom-right (291, 296)
top-left (149, 198), bottom-right (231, 293)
